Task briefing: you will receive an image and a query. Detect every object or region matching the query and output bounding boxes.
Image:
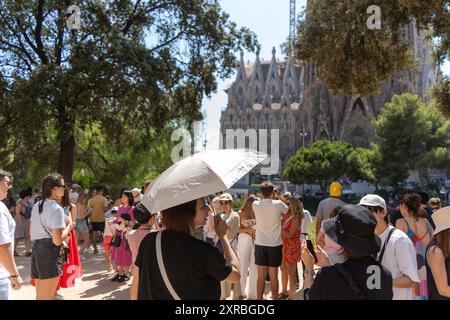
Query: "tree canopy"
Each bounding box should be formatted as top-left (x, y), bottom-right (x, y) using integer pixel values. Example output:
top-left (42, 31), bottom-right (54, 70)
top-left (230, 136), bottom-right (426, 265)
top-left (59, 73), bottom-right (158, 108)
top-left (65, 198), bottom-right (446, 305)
top-left (0, 0), bottom-right (257, 186)
top-left (296, 0), bottom-right (449, 113)
top-left (284, 140), bottom-right (359, 192)
top-left (373, 93), bottom-right (450, 186)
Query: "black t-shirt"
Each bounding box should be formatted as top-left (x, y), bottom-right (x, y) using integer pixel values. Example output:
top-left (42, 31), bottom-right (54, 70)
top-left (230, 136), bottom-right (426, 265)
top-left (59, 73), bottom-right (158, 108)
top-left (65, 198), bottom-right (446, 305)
top-left (308, 257), bottom-right (393, 300)
top-left (427, 254), bottom-right (450, 300)
top-left (135, 230), bottom-right (232, 300)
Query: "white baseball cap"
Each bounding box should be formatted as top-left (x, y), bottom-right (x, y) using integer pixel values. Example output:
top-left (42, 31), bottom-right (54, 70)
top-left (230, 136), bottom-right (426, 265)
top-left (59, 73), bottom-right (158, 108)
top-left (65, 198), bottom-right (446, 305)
top-left (359, 194), bottom-right (387, 209)
top-left (131, 187), bottom-right (143, 202)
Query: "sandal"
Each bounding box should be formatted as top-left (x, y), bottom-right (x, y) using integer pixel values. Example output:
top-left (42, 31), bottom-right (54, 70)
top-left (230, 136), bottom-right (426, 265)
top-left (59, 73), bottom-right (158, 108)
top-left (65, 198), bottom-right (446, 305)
top-left (277, 292), bottom-right (289, 300)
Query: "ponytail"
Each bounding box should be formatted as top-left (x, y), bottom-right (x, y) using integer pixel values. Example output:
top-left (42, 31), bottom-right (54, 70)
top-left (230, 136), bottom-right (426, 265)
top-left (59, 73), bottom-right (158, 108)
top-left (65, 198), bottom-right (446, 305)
top-left (38, 173), bottom-right (64, 213)
top-left (400, 193), bottom-right (424, 220)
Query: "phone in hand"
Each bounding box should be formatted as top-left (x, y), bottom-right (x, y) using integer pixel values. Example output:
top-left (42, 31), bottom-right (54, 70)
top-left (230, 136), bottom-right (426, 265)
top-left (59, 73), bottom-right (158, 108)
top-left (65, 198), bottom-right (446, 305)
top-left (306, 239), bottom-right (318, 264)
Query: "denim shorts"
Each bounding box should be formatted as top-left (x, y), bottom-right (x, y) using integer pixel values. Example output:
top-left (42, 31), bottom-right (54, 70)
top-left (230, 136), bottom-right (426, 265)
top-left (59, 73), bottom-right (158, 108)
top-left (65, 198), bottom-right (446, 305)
top-left (31, 238), bottom-right (63, 280)
top-left (0, 277), bottom-right (11, 300)
top-left (75, 218), bottom-right (89, 233)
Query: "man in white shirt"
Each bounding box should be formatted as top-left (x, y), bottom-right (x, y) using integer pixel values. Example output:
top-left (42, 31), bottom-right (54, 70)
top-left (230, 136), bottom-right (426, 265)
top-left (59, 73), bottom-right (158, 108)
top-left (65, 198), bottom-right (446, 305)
top-left (359, 194), bottom-right (419, 300)
top-left (0, 170), bottom-right (23, 300)
top-left (252, 182), bottom-right (288, 300)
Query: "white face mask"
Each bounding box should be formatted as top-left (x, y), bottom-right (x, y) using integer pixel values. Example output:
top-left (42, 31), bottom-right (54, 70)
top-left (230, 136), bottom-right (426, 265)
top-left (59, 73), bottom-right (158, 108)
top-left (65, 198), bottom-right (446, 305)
top-left (328, 252), bottom-right (347, 265)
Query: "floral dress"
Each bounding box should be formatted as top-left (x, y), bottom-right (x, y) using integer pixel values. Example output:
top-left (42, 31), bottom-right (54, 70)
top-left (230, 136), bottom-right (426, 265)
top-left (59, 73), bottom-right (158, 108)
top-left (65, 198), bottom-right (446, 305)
top-left (281, 211), bottom-right (302, 264)
top-left (402, 218), bottom-right (433, 300)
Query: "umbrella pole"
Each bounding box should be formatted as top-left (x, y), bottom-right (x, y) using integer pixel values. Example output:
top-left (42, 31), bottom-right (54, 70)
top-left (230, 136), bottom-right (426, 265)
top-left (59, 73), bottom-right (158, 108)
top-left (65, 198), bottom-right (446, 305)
top-left (207, 195), bottom-right (217, 217)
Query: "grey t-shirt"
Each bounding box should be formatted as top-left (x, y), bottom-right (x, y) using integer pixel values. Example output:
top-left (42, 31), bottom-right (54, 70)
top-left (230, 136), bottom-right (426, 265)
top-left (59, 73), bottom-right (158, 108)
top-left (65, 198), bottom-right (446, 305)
top-left (316, 197), bottom-right (346, 220)
top-left (30, 199), bottom-right (66, 241)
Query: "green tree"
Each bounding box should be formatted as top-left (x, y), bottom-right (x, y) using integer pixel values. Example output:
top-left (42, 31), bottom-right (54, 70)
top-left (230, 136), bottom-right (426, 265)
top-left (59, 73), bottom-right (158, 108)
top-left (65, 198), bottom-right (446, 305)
top-left (296, 1), bottom-right (449, 112)
top-left (0, 0), bottom-right (257, 181)
top-left (432, 76), bottom-right (450, 117)
top-left (347, 147), bottom-right (377, 186)
top-left (284, 140), bottom-right (354, 193)
top-left (373, 93), bottom-right (450, 187)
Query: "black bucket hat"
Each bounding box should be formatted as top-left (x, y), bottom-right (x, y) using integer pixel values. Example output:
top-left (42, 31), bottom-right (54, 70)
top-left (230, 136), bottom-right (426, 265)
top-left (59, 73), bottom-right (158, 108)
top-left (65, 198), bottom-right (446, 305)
top-left (323, 204), bottom-right (381, 256)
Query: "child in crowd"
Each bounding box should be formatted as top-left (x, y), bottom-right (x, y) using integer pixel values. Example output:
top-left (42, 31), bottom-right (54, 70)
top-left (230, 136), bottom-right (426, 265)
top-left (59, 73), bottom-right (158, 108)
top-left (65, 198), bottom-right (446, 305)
top-left (110, 213), bottom-right (133, 282)
top-left (104, 206), bottom-right (118, 271)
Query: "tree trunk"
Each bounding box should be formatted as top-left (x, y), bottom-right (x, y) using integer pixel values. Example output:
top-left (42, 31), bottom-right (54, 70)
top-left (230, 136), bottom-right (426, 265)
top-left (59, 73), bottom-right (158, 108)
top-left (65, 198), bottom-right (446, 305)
top-left (418, 167), bottom-right (428, 187)
top-left (57, 118), bottom-right (76, 184)
top-left (319, 180), bottom-right (326, 195)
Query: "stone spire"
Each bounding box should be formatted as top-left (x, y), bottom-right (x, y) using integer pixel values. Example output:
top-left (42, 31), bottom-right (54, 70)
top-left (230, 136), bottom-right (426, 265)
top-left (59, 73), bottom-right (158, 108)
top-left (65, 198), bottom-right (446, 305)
top-left (235, 50), bottom-right (248, 83)
top-left (230, 49), bottom-right (248, 109)
top-left (247, 47), bottom-right (265, 111)
top-left (264, 47), bottom-right (282, 110)
top-left (282, 55), bottom-right (299, 108)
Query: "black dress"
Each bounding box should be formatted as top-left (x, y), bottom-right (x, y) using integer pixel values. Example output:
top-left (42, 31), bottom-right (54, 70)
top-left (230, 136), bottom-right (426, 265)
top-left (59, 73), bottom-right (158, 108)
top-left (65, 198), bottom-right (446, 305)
top-left (427, 253), bottom-right (450, 300)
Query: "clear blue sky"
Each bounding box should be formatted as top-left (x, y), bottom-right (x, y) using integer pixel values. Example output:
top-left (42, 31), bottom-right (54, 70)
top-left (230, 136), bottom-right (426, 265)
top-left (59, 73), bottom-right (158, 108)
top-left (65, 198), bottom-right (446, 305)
top-left (201, 0), bottom-right (450, 150)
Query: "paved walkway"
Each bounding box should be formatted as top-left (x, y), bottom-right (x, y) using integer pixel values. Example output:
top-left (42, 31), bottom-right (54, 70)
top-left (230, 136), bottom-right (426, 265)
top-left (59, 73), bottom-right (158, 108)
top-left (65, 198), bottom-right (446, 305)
top-left (11, 241), bottom-right (306, 300)
top-left (11, 242), bottom-right (130, 300)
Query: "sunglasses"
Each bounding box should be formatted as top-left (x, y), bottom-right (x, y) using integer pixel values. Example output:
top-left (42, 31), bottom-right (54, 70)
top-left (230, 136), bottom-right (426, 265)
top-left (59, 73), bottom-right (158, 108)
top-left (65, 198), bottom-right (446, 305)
top-left (1, 180), bottom-right (11, 187)
top-left (362, 205), bottom-right (382, 213)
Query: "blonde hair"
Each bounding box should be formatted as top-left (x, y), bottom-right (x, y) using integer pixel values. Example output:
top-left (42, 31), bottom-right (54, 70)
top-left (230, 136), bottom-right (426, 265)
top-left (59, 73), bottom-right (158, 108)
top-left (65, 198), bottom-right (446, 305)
top-left (290, 197), bottom-right (304, 218)
top-left (240, 195), bottom-right (258, 220)
top-left (77, 191), bottom-right (89, 207)
top-left (429, 198), bottom-right (441, 206)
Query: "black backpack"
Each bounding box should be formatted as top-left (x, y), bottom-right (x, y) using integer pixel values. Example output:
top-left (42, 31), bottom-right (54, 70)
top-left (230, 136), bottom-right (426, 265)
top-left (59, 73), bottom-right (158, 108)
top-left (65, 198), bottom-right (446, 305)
top-left (20, 202), bottom-right (32, 219)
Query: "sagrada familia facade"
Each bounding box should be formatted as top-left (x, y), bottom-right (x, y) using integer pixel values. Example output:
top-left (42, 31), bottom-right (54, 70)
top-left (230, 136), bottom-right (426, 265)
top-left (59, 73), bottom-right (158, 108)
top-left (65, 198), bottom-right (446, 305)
top-left (220, 20), bottom-right (438, 178)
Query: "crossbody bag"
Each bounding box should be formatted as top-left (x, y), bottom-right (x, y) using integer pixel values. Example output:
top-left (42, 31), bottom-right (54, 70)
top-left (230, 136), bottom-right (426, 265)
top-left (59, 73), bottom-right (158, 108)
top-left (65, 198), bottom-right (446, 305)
top-left (37, 201), bottom-right (70, 264)
top-left (156, 230), bottom-right (181, 300)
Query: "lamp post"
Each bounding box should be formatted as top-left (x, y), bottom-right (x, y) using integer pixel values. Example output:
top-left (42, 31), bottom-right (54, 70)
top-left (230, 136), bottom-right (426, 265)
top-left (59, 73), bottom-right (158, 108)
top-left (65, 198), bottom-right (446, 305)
top-left (299, 126), bottom-right (308, 148)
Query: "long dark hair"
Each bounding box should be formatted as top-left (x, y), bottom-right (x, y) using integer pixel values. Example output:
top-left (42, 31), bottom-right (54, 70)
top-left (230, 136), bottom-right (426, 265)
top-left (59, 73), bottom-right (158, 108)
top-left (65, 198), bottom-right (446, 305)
top-left (132, 203), bottom-right (153, 230)
top-left (61, 186), bottom-right (71, 208)
top-left (122, 190), bottom-right (134, 207)
top-left (38, 173), bottom-right (64, 213)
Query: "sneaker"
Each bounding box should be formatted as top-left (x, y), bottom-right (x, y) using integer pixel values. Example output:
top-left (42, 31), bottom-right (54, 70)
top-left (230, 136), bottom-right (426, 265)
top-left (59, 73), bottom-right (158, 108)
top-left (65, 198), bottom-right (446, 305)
top-left (111, 274), bottom-right (121, 282)
top-left (122, 275), bottom-right (130, 282)
top-left (116, 275), bottom-right (126, 283)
